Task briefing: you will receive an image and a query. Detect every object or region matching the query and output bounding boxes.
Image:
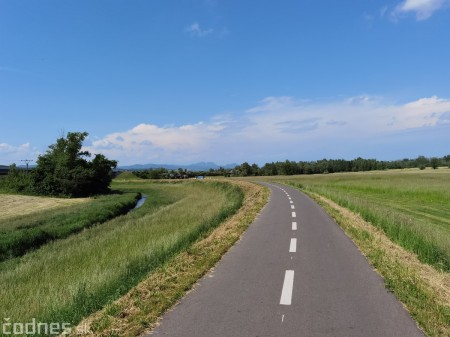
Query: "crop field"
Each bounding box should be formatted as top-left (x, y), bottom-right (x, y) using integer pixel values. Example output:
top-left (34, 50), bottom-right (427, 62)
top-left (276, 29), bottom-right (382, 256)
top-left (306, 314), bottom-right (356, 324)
top-left (260, 168), bottom-right (450, 271)
top-left (0, 179), bottom-right (243, 334)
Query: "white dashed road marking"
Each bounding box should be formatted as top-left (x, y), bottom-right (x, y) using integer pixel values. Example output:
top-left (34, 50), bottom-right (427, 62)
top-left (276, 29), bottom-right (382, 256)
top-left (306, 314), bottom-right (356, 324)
top-left (289, 238), bottom-right (297, 253)
top-left (280, 270), bottom-right (295, 305)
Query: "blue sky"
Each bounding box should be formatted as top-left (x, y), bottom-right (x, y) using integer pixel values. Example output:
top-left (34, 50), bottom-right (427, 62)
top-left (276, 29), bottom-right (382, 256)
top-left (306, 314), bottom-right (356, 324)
top-left (1, 0), bottom-right (449, 166)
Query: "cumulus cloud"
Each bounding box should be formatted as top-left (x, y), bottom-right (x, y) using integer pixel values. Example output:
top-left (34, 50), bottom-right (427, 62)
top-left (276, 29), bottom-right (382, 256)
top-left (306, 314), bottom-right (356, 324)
top-left (84, 120), bottom-right (229, 165)
top-left (0, 142), bottom-right (41, 165)
top-left (186, 22), bottom-right (214, 37)
top-left (392, 0), bottom-right (448, 20)
top-left (84, 95), bottom-right (450, 165)
top-left (0, 142), bottom-right (30, 154)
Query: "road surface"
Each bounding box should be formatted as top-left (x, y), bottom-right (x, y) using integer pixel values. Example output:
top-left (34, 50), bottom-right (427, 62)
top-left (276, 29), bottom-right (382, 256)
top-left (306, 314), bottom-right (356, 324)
top-left (150, 183), bottom-right (424, 337)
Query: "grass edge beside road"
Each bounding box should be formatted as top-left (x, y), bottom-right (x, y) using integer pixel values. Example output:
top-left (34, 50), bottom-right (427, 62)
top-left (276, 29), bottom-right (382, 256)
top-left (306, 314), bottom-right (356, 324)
top-left (303, 190), bottom-right (450, 337)
top-left (69, 180), bottom-right (269, 337)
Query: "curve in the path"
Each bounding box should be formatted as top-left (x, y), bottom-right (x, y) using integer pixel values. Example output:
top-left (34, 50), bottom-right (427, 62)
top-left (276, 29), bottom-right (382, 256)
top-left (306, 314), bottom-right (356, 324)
top-left (150, 183), bottom-right (424, 337)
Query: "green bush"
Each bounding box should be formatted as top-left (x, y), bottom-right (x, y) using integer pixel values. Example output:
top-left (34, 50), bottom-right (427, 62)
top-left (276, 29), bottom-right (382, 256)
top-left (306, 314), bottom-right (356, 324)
top-left (0, 164), bottom-right (32, 193)
top-left (31, 132), bottom-right (117, 197)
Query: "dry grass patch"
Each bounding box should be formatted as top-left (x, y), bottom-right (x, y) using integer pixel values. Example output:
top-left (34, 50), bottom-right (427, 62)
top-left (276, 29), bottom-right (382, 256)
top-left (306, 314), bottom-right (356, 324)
top-left (309, 192), bottom-right (450, 337)
top-left (0, 195), bottom-right (88, 221)
top-left (68, 180), bottom-right (268, 337)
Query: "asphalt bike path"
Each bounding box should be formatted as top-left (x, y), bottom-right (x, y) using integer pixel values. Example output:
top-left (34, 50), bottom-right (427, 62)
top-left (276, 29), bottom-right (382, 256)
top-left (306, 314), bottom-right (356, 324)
top-left (150, 183), bottom-right (424, 337)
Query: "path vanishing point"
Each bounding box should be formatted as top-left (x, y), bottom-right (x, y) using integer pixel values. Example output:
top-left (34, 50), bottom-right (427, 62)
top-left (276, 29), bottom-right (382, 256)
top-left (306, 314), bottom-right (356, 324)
top-left (150, 183), bottom-right (424, 337)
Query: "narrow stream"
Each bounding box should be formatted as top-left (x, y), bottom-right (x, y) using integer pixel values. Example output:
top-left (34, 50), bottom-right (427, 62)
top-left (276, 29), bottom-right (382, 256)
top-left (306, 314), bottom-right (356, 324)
top-left (134, 194), bottom-right (148, 209)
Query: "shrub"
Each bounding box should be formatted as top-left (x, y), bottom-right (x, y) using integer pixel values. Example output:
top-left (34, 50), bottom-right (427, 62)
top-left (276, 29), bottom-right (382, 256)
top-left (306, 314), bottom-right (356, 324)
top-left (1, 164), bottom-right (32, 193)
top-left (31, 132), bottom-right (117, 197)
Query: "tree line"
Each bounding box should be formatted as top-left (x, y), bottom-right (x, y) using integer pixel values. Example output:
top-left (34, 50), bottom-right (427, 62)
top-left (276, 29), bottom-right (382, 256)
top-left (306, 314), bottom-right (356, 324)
top-left (130, 155), bottom-right (450, 179)
top-left (3, 131), bottom-right (448, 190)
top-left (133, 168), bottom-right (195, 180)
top-left (228, 155), bottom-right (450, 177)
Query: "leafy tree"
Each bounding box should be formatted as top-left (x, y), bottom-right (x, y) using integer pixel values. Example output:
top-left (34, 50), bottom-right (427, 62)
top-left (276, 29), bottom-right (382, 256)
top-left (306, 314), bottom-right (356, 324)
top-left (261, 162), bottom-right (277, 176)
top-left (430, 157), bottom-right (439, 169)
top-left (251, 163), bottom-right (261, 176)
top-left (239, 162), bottom-right (253, 176)
top-left (415, 155), bottom-right (429, 168)
top-left (3, 164), bottom-right (31, 192)
top-left (31, 132), bottom-right (117, 197)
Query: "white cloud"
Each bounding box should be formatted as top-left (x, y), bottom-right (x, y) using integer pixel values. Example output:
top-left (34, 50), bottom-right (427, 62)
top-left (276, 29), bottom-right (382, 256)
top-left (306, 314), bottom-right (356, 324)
top-left (392, 0), bottom-right (448, 20)
top-left (186, 22), bottom-right (214, 37)
top-left (85, 96), bottom-right (450, 165)
top-left (0, 142), bottom-right (30, 154)
top-left (84, 121), bottom-right (229, 165)
top-left (0, 142), bottom-right (41, 165)
top-left (239, 95), bottom-right (450, 149)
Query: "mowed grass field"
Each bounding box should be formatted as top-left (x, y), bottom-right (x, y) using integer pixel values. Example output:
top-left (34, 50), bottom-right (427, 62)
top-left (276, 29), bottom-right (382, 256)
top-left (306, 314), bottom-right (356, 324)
top-left (260, 168), bottom-right (450, 271)
top-left (0, 179), bottom-right (243, 335)
top-left (0, 195), bottom-right (88, 221)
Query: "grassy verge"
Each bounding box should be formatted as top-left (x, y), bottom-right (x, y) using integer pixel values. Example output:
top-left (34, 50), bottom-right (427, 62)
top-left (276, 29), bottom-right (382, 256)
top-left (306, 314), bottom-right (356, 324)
top-left (303, 191), bottom-right (450, 337)
top-left (0, 192), bottom-right (140, 261)
top-left (68, 180), bottom-right (268, 337)
top-left (258, 169), bottom-right (450, 272)
top-left (250, 170), bottom-right (450, 335)
top-left (0, 180), bottom-right (246, 336)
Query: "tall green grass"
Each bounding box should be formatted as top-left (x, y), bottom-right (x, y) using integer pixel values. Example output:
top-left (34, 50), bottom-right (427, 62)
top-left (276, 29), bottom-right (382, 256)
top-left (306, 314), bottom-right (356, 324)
top-left (0, 181), bottom-right (243, 335)
top-left (260, 169), bottom-right (450, 271)
top-left (0, 192), bottom-right (140, 262)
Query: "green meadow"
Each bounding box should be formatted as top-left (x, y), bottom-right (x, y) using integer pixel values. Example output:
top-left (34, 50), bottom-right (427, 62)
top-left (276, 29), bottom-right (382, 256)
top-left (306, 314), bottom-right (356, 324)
top-left (0, 178), bottom-right (243, 335)
top-left (3, 169), bottom-right (449, 336)
top-left (261, 168), bottom-right (450, 271)
top-left (0, 192), bottom-right (140, 261)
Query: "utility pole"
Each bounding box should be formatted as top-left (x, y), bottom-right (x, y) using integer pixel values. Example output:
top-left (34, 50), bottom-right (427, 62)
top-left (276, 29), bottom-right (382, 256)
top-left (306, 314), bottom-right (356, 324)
top-left (21, 159), bottom-right (33, 173)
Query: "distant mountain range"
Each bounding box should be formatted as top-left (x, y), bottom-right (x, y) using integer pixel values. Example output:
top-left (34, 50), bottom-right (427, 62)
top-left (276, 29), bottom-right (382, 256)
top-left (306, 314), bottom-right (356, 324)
top-left (118, 162), bottom-right (238, 171)
top-left (0, 162), bottom-right (238, 172)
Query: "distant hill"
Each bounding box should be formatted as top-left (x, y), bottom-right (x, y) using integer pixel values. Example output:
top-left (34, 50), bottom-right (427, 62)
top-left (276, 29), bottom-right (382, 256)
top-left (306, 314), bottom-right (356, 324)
top-left (118, 162), bottom-right (238, 171)
top-left (114, 171), bottom-right (142, 180)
